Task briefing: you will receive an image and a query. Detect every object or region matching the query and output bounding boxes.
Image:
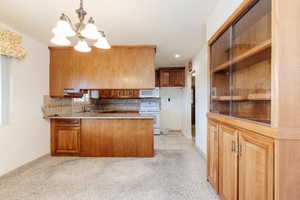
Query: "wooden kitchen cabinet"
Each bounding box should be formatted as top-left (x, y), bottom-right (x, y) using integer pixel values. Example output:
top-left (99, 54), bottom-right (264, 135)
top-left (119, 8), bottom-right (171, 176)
top-left (207, 117), bottom-right (274, 200)
top-left (239, 130), bottom-right (274, 200)
top-left (51, 119), bottom-right (81, 156)
top-left (80, 119), bottom-right (154, 157)
top-left (170, 70), bottom-right (185, 87)
top-left (158, 67), bottom-right (185, 87)
top-left (207, 0), bottom-right (300, 198)
top-left (159, 70), bottom-right (170, 87)
top-left (49, 48), bottom-right (78, 97)
top-left (50, 118), bottom-right (154, 157)
top-left (219, 125), bottom-right (238, 200)
top-left (49, 46), bottom-right (156, 97)
top-left (99, 89), bottom-right (139, 99)
top-left (155, 70), bottom-right (160, 87)
top-left (207, 120), bottom-right (219, 192)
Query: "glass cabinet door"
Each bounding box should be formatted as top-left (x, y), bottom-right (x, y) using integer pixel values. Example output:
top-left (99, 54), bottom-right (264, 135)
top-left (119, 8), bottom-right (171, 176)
top-left (210, 28), bottom-right (232, 115)
top-left (231, 0), bottom-right (272, 124)
top-left (210, 0), bottom-right (272, 124)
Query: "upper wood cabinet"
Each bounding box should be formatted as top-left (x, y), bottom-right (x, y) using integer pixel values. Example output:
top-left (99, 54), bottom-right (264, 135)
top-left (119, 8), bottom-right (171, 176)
top-left (98, 89), bottom-right (139, 99)
top-left (155, 70), bottom-right (160, 87)
top-left (159, 70), bottom-right (170, 87)
top-left (49, 46), bottom-right (156, 97)
top-left (207, 120), bottom-right (219, 192)
top-left (210, 0), bottom-right (271, 124)
top-left (158, 67), bottom-right (185, 87)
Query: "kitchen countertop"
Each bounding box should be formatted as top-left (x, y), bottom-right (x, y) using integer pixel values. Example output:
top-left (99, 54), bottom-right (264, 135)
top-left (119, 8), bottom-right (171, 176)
top-left (48, 112), bottom-right (154, 119)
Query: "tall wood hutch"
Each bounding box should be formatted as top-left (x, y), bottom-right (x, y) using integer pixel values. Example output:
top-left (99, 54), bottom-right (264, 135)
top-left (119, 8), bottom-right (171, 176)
top-left (207, 0), bottom-right (300, 199)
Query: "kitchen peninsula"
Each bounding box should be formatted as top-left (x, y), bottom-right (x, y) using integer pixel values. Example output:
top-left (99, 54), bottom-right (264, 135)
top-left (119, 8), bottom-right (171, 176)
top-left (50, 113), bottom-right (154, 157)
top-left (47, 45), bottom-right (157, 158)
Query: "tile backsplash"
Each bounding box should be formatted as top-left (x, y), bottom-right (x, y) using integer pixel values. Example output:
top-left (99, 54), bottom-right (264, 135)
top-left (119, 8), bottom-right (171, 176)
top-left (42, 95), bottom-right (93, 118)
top-left (95, 99), bottom-right (140, 112)
top-left (42, 95), bottom-right (160, 119)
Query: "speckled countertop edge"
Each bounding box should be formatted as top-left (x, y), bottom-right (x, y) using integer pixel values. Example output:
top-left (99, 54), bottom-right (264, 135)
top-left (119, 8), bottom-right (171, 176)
top-left (48, 113), bottom-right (154, 119)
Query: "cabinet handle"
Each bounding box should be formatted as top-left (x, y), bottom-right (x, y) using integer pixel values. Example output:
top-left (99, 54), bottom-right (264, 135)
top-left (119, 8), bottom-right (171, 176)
top-left (238, 144), bottom-right (242, 156)
top-left (231, 140), bottom-right (236, 153)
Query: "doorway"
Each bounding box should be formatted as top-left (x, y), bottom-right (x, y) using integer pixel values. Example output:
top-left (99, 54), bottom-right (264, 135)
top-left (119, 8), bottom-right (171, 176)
top-left (191, 75), bottom-right (196, 140)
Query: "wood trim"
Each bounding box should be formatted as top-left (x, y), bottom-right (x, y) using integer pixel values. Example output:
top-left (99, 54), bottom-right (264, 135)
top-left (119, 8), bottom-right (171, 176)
top-left (50, 119), bottom-right (56, 155)
top-left (207, 120), bottom-right (219, 192)
top-left (208, 0), bottom-right (255, 45)
top-left (207, 112), bottom-right (276, 138)
top-left (48, 45), bottom-right (157, 51)
top-left (275, 139), bottom-right (300, 200)
top-left (158, 67), bottom-right (185, 70)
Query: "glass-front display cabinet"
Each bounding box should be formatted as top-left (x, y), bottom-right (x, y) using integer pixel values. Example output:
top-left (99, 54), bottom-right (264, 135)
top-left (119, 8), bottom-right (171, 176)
top-left (210, 0), bottom-right (271, 124)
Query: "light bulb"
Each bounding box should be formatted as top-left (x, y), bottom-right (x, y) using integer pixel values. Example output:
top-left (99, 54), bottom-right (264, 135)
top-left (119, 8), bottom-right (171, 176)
top-left (52, 19), bottom-right (75, 37)
top-left (74, 40), bottom-right (91, 53)
top-left (94, 36), bottom-right (111, 49)
top-left (81, 23), bottom-right (101, 40)
top-left (50, 35), bottom-right (71, 46)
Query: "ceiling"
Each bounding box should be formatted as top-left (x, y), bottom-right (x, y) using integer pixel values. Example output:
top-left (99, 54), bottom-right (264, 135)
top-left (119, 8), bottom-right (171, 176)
top-left (0, 0), bottom-right (218, 67)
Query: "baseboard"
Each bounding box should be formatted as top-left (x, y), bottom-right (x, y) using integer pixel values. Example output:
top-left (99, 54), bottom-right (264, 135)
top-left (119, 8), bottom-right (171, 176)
top-left (0, 153), bottom-right (50, 179)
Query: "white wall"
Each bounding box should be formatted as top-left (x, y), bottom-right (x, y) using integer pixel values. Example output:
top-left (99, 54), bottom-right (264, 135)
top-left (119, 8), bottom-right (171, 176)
top-left (183, 67), bottom-right (192, 139)
top-left (206, 0), bottom-right (244, 40)
top-left (193, 0), bottom-right (244, 156)
top-left (160, 87), bottom-right (185, 133)
top-left (0, 56), bottom-right (10, 125)
top-left (193, 45), bottom-right (209, 156)
top-left (0, 23), bottom-right (49, 176)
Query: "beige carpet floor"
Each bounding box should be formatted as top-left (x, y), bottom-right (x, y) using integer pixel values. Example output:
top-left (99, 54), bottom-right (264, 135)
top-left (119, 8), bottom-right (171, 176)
top-left (0, 135), bottom-right (219, 200)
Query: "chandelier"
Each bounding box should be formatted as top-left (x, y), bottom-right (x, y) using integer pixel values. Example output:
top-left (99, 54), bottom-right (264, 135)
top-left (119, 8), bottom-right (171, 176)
top-left (50, 0), bottom-right (111, 53)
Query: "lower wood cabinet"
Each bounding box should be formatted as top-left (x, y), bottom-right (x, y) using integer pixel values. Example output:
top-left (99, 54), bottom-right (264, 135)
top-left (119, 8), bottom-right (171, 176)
top-left (207, 120), bottom-right (274, 200)
top-left (239, 130), bottom-right (274, 200)
top-left (51, 119), bottom-right (81, 156)
top-left (219, 125), bottom-right (238, 200)
top-left (50, 118), bottom-right (154, 157)
top-left (55, 126), bottom-right (80, 154)
top-left (207, 120), bottom-right (219, 192)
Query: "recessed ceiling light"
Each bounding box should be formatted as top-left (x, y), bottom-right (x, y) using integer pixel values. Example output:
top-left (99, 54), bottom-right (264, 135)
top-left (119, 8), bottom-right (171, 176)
top-left (174, 54), bottom-right (181, 58)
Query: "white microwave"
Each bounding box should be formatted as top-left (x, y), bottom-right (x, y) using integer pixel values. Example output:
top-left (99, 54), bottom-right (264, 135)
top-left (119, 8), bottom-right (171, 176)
top-left (139, 88), bottom-right (160, 98)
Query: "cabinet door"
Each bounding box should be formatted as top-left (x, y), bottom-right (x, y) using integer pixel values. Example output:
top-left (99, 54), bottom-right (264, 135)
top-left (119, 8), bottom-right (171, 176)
top-left (174, 70), bottom-right (185, 87)
top-left (219, 125), bottom-right (238, 200)
top-left (207, 120), bottom-right (219, 192)
top-left (239, 131), bottom-right (274, 200)
top-left (50, 49), bottom-right (78, 97)
top-left (159, 71), bottom-right (170, 87)
top-left (155, 70), bottom-right (160, 87)
top-left (55, 126), bottom-right (80, 155)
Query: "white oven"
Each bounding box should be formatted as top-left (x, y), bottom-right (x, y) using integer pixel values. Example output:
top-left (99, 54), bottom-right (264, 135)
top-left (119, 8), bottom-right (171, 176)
top-left (139, 100), bottom-right (161, 135)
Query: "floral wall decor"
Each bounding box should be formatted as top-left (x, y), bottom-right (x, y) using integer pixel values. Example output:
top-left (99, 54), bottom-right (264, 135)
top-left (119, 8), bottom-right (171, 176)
top-left (0, 29), bottom-right (26, 60)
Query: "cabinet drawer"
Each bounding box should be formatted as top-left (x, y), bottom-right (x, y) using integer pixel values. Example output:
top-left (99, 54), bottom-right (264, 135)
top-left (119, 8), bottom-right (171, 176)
top-left (55, 119), bottom-right (80, 127)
